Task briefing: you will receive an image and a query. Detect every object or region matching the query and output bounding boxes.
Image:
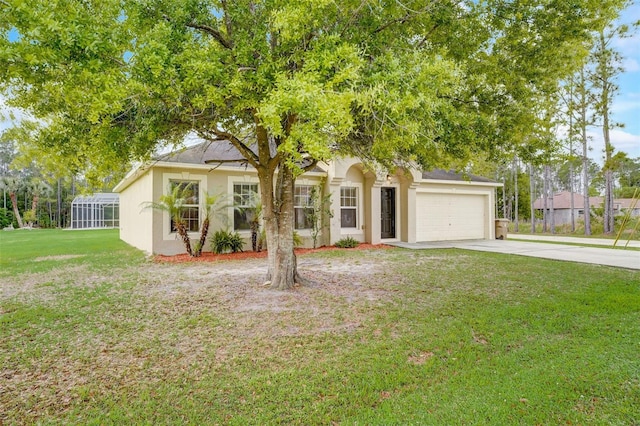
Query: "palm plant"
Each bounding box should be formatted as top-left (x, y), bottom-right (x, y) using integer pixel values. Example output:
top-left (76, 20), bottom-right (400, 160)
top-left (194, 192), bottom-right (227, 257)
top-left (27, 179), bottom-right (52, 225)
top-left (142, 184), bottom-right (194, 256)
top-left (243, 192), bottom-right (263, 252)
top-left (0, 176), bottom-right (24, 228)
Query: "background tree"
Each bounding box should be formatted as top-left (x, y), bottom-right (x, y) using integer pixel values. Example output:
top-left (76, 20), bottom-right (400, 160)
top-left (27, 179), bottom-right (52, 223)
top-left (574, 65), bottom-right (595, 235)
top-left (0, 176), bottom-right (24, 228)
top-left (613, 152), bottom-right (640, 197)
top-left (591, 27), bottom-right (622, 234)
top-left (588, 0), bottom-right (636, 233)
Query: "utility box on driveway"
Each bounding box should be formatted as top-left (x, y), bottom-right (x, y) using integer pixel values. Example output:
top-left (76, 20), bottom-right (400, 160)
top-left (495, 219), bottom-right (509, 240)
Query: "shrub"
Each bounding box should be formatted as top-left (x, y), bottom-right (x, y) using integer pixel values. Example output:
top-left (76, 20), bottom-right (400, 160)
top-left (0, 208), bottom-right (13, 229)
top-left (23, 209), bottom-right (36, 225)
top-left (210, 230), bottom-right (244, 254)
top-left (335, 236), bottom-right (359, 248)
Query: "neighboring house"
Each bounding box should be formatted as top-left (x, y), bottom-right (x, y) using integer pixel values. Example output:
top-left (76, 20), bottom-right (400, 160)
top-left (114, 142), bottom-right (502, 255)
top-left (533, 191), bottom-right (640, 225)
top-left (616, 198), bottom-right (640, 217)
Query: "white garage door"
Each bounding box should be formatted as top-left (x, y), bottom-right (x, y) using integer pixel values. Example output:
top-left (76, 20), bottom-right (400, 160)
top-left (416, 193), bottom-right (487, 241)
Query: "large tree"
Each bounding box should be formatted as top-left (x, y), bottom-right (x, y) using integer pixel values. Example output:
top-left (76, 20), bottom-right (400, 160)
top-left (1, 0), bottom-right (610, 288)
top-left (590, 19), bottom-right (629, 234)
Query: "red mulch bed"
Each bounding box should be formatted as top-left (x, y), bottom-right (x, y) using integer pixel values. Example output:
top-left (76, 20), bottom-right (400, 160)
top-left (154, 243), bottom-right (393, 263)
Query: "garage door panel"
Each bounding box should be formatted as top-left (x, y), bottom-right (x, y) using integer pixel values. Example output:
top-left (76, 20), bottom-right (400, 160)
top-left (416, 193), bottom-right (486, 241)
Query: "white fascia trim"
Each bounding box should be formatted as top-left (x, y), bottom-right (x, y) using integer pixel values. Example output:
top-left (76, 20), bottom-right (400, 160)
top-left (113, 163), bottom-right (147, 193)
top-left (420, 179), bottom-right (503, 188)
top-left (154, 161), bottom-right (327, 177)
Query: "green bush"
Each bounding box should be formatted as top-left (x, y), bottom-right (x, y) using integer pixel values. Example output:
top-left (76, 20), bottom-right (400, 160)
top-left (37, 212), bottom-right (52, 228)
top-left (293, 230), bottom-right (303, 248)
top-left (23, 209), bottom-right (36, 225)
top-left (335, 236), bottom-right (359, 248)
top-left (210, 229), bottom-right (244, 254)
top-left (0, 208), bottom-right (14, 228)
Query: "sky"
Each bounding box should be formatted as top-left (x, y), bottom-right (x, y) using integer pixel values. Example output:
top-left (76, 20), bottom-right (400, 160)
top-left (1, 5), bottom-right (640, 162)
top-left (588, 1), bottom-right (640, 160)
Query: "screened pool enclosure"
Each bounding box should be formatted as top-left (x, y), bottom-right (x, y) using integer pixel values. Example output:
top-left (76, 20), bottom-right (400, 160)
top-left (70, 193), bottom-right (120, 229)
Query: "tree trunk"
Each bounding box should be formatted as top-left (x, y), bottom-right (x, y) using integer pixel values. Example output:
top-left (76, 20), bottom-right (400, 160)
top-left (48, 200), bottom-right (53, 226)
top-left (529, 163), bottom-right (536, 233)
top-left (542, 166), bottom-right (549, 233)
top-left (175, 222), bottom-right (194, 256)
top-left (567, 79), bottom-right (576, 233)
top-left (604, 169), bottom-right (614, 233)
top-left (582, 157), bottom-right (591, 235)
top-left (57, 178), bottom-right (63, 228)
top-left (31, 194), bottom-right (39, 213)
top-left (9, 192), bottom-right (24, 228)
top-left (259, 161), bottom-right (301, 290)
top-left (569, 163), bottom-right (575, 232)
top-left (579, 69), bottom-right (591, 236)
top-left (549, 166), bottom-right (555, 235)
top-left (513, 156), bottom-right (519, 232)
top-left (598, 29), bottom-right (615, 234)
top-left (250, 222), bottom-right (259, 252)
top-left (194, 217), bottom-right (209, 257)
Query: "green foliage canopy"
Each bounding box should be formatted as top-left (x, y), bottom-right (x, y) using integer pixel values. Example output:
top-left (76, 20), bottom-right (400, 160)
top-left (0, 0), bottom-right (608, 180)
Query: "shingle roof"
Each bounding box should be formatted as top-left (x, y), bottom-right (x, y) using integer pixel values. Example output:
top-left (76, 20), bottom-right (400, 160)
top-left (156, 141), bottom-right (327, 172)
top-left (156, 141), bottom-right (250, 166)
top-left (157, 142), bottom-right (497, 183)
top-left (421, 169), bottom-right (495, 183)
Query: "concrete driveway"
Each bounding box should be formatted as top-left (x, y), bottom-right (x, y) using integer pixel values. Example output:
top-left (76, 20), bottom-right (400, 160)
top-left (391, 239), bottom-right (640, 270)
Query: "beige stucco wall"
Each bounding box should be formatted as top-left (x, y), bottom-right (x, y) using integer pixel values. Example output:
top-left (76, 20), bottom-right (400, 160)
top-left (116, 155), bottom-right (501, 255)
top-left (150, 166), bottom-right (236, 255)
top-left (119, 163), bottom-right (328, 255)
top-left (118, 169), bottom-right (154, 254)
top-left (326, 158), bottom-right (375, 245)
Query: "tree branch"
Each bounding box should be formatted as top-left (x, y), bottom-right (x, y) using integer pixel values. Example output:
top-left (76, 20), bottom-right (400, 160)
top-left (204, 158), bottom-right (250, 165)
top-left (199, 130), bottom-right (260, 168)
top-left (185, 22), bottom-right (233, 49)
top-left (301, 158), bottom-right (318, 172)
top-left (372, 1), bottom-right (437, 35)
top-left (162, 14), bottom-right (233, 49)
top-left (339, 0), bottom-right (368, 38)
top-left (220, 0), bottom-right (234, 42)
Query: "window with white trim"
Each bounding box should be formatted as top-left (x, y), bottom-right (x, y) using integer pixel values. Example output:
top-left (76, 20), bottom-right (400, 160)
top-left (294, 185), bottom-right (314, 230)
top-left (340, 186), bottom-right (358, 228)
top-left (233, 183), bottom-right (258, 230)
top-left (169, 180), bottom-right (200, 233)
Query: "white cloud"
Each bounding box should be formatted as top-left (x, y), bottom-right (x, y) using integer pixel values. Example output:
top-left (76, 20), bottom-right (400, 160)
top-left (0, 96), bottom-right (32, 132)
top-left (623, 57), bottom-right (640, 72)
top-left (612, 94), bottom-right (640, 114)
top-left (587, 128), bottom-right (640, 160)
top-left (613, 4), bottom-right (640, 67)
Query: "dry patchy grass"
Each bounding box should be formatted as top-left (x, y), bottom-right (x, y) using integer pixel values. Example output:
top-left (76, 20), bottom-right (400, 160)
top-left (1, 249), bottom-right (399, 423)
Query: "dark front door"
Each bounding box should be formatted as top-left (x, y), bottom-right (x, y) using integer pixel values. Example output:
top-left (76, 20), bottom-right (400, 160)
top-left (381, 187), bottom-right (396, 239)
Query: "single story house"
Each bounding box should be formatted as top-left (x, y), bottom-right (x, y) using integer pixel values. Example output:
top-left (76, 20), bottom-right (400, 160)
top-left (533, 191), bottom-right (640, 225)
top-left (114, 142), bottom-right (502, 255)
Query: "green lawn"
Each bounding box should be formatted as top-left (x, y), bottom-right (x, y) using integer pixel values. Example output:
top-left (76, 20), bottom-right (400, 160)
top-left (1, 229), bottom-right (639, 424)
